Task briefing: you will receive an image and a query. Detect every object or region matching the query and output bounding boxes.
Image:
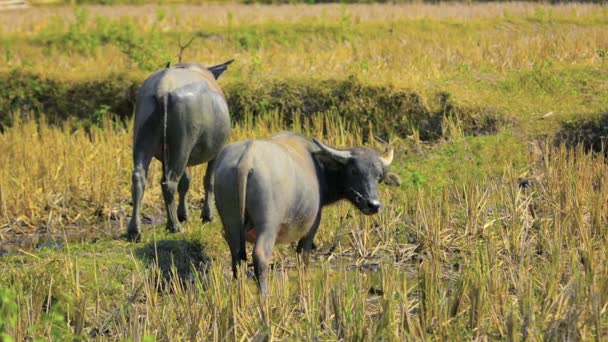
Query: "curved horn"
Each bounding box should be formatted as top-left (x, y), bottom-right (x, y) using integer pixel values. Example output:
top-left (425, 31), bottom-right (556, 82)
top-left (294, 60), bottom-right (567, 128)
top-left (313, 138), bottom-right (351, 164)
top-left (380, 148), bottom-right (394, 167)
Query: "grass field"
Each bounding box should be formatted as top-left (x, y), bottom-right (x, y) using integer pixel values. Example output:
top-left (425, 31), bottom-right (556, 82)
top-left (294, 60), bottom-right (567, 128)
top-left (0, 2), bottom-right (607, 340)
top-left (2, 2), bottom-right (607, 123)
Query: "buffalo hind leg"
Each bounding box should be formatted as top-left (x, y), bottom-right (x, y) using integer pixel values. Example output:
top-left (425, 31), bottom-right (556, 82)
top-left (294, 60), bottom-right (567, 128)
top-left (229, 230), bottom-right (247, 279)
top-left (162, 172), bottom-right (182, 233)
top-left (201, 159), bottom-right (216, 223)
top-left (231, 222), bottom-right (247, 279)
top-left (127, 163), bottom-right (149, 242)
top-left (215, 170), bottom-right (246, 278)
top-left (177, 170), bottom-right (190, 222)
top-left (127, 130), bottom-right (159, 242)
top-left (217, 211), bottom-right (247, 278)
top-left (253, 227), bottom-right (277, 295)
top-left (162, 153), bottom-right (189, 233)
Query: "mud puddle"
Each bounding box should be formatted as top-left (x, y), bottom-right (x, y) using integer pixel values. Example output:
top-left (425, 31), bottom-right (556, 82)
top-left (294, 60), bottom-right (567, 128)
top-left (0, 214), bottom-right (163, 256)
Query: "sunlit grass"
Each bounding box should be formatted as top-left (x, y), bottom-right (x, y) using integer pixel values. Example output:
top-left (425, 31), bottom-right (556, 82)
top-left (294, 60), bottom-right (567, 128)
top-left (1, 3), bottom-right (607, 123)
top-left (0, 3), bottom-right (607, 340)
top-left (0, 114), bottom-right (607, 340)
top-left (0, 111), bottom-right (370, 238)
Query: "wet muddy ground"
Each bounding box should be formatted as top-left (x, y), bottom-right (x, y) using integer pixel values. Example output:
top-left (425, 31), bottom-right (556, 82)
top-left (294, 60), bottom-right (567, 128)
top-left (0, 213), bottom-right (164, 256)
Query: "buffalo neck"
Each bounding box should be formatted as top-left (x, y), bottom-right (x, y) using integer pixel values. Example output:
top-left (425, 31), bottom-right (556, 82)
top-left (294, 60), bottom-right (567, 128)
top-left (315, 159), bottom-right (347, 206)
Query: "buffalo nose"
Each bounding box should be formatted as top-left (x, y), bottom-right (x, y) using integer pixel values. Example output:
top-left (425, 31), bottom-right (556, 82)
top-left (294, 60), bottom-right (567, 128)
top-left (368, 200), bottom-right (381, 212)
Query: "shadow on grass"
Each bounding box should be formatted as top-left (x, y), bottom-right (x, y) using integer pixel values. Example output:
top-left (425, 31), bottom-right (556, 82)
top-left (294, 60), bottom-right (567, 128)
top-left (135, 239), bottom-right (211, 285)
top-left (555, 111), bottom-right (608, 153)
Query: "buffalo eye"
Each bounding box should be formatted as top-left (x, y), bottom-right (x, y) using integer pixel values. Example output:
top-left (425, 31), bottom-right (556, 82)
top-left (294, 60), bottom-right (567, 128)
top-left (350, 167), bottom-right (359, 176)
top-left (377, 168), bottom-right (384, 182)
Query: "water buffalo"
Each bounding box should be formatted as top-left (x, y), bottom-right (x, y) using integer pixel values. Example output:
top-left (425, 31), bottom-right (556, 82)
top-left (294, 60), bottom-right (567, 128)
top-left (213, 131), bottom-right (401, 294)
top-left (127, 60), bottom-right (233, 242)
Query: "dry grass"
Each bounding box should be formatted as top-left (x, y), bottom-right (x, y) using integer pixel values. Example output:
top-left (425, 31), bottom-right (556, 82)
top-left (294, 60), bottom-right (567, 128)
top-left (1, 4), bottom-right (606, 81)
top-left (0, 3), bottom-right (607, 340)
top-left (2, 2), bottom-right (605, 34)
top-left (0, 111), bottom-right (365, 238)
top-left (2, 2), bottom-right (606, 125)
top-left (0, 114), bottom-right (607, 340)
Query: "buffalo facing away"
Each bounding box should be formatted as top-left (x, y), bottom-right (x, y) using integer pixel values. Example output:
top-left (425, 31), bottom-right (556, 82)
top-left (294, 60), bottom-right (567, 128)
top-left (213, 132), bottom-right (401, 294)
top-left (127, 60), bottom-right (233, 242)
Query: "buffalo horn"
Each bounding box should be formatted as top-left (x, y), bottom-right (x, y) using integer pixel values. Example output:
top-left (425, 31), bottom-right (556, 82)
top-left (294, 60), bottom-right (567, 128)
top-left (380, 148), bottom-right (394, 167)
top-left (313, 138), bottom-right (352, 163)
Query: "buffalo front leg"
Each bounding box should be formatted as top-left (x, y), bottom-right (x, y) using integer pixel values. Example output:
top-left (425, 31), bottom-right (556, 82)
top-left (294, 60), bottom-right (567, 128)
top-left (201, 159), bottom-right (216, 223)
top-left (177, 170), bottom-right (190, 222)
top-left (296, 211), bottom-right (322, 266)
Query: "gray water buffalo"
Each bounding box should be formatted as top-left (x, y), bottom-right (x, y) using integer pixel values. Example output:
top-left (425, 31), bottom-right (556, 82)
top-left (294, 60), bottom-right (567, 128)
top-left (127, 60), bottom-right (233, 242)
top-left (213, 131), bottom-right (401, 294)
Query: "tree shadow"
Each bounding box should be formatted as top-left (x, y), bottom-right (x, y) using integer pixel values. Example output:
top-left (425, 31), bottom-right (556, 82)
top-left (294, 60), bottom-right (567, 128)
top-left (135, 239), bottom-right (211, 286)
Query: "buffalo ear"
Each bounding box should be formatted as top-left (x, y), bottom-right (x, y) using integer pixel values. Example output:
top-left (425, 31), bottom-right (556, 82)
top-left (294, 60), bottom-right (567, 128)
top-left (383, 172), bottom-right (402, 187)
top-left (313, 153), bottom-right (343, 171)
top-left (208, 59), bottom-right (235, 79)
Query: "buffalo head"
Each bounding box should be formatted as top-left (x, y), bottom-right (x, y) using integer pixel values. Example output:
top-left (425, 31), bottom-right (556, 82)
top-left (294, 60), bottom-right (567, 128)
top-left (313, 139), bottom-right (401, 215)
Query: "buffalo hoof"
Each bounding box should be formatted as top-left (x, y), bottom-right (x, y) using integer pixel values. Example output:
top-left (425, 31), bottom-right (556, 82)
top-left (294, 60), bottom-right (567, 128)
top-left (178, 211), bottom-right (188, 223)
top-left (126, 220), bottom-right (141, 242)
top-left (201, 213), bottom-right (213, 224)
top-left (126, 230), bottom-right (141, 243)
top-left (178, 203), bottom-right (189, 222)
top-left (166, 223), bottom-right (183, 233)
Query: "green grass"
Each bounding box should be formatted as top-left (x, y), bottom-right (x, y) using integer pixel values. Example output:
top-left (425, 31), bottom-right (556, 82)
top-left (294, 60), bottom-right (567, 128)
top-left (399, 132), bottom-right (528, 190)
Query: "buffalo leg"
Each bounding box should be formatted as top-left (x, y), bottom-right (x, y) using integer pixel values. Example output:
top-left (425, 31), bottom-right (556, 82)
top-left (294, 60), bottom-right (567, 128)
top-left (228, 229), bottom-right (247, 279)
top-left (252, 227), bottom-right (277, 295)
top-left (214, 168), bottom-right (246, 278)
top-left (217, 210), bottom-right (246, 278)
top-left (162, 148), bottom-right (189, 233)
top-left (229, 221), bottom-right (247, 279)
top-left (127, 129), bottom-right (158, 242)
top-left (201, 159), bottom-right (216, 223)
top-left (162, 173), bottom-right (182, 233)
top-left (296, 211), bottom-right (322, 266)
top-left (177, 170), bottom-right (190, 222)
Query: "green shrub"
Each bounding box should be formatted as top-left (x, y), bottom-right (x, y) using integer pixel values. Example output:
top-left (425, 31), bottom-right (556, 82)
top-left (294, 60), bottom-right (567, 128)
top-left (0, 70), bottom-right (141, 129)
top-left (555, 111), bottom-right (608, 152)
top-left (226, 76), bottom-right (436, 139)
top-left (0, 71), bottom-right (510, 139)
top-left (0, 288), bottom-right (18, 341)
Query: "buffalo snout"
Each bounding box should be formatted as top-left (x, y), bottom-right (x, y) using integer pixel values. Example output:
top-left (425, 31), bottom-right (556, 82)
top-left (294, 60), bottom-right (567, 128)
top-left (360, 199), bottom-right (381, 215)
top-left (367, 199), bottom-right (381, 212)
